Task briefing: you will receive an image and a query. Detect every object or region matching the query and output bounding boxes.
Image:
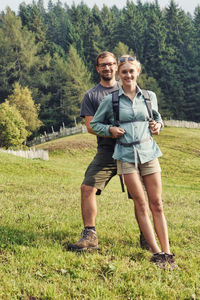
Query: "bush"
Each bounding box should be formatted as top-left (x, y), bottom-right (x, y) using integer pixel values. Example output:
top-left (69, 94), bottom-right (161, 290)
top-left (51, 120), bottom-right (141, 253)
top-left (0, 101), bottom-right (29, 148)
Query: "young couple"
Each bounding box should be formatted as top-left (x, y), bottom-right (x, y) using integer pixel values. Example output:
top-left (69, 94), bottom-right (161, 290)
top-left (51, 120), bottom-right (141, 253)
top-left (67, 51), bottom-right (177, 270)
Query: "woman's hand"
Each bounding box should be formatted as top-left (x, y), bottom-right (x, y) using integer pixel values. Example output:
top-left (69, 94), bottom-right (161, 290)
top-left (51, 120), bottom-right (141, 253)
top-left (109, 126), bottom-right (125, 138)
top-left (149, 120), bottom-right (161, 135)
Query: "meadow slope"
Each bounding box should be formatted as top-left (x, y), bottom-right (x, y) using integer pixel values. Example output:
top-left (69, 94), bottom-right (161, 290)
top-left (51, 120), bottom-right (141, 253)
top-left (0, 127), bottom-right (199, 299)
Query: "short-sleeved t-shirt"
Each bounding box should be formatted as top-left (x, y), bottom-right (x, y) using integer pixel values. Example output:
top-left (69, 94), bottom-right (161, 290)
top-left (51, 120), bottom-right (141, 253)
top-left (80, 82), bottom-right (120, 151)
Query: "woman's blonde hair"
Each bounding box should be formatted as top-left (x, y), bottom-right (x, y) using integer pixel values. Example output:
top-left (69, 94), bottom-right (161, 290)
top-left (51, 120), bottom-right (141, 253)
top-left (118, 55), bottom-right (141, 74)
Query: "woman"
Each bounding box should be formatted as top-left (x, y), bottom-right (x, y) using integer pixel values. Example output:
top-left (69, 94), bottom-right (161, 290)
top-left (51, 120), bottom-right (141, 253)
top-left (90, 55), bottom-right (177, 269)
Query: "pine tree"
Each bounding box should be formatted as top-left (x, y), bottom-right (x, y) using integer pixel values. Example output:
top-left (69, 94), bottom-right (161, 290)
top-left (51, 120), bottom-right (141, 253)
top-left (159, 1), bottom-right (194, 119)
top-left (115, 1), bottom-right (147, 61)
top-left (0, 9), bottom-right (39, 100)
top-left (45, 2), bottom-right (79, 53)
top-left (142, 3), bottom-right (166, 77)
top-left (137, 73), bottom-right (167, 118)
top-left (38, 52), bottom-right (69, 129)
top-left (19, 2), bottom-right (47, 45)
top-left (62, 45), bottom-right (93, 125)
top-left (113, 42), bottom-right (135, 60)
top-left (98, 5), bottom-right (117, 50)
top-left (182, 6), bottom-right (200, 122)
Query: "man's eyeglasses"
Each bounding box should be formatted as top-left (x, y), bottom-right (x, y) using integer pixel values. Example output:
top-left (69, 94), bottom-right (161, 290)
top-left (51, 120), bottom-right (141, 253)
top-left (119, 56), bottom-right (135, 63)
top-left (98, 62), bottom-right (116, 69)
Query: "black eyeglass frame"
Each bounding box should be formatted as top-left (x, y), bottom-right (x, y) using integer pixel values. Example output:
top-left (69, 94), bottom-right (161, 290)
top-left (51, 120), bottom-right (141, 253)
top-left (98, 62), bottom-right (117, 68)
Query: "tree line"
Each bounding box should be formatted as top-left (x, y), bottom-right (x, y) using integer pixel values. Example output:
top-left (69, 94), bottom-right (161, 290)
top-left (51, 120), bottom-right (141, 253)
top-left (0, 0), bottom-right (200, 147)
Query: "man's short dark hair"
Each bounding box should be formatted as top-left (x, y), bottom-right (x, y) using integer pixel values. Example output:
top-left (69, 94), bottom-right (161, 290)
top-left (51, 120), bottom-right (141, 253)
top-left (96, 51), bottom-right (116, 66)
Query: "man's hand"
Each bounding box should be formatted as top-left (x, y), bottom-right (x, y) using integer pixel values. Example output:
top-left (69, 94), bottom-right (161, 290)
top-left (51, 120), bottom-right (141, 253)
top-left (149, 120), bottom-right (161, 135)
top-left (109, 126), bottom-right (125, 138)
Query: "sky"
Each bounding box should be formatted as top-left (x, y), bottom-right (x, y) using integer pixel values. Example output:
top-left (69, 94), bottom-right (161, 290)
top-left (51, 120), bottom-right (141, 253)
top-left (0, 0), bottom-right (199, 15)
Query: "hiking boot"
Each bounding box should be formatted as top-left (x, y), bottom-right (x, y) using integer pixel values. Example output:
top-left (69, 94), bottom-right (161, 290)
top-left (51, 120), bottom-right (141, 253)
top-left (140, 232), bottom-right (150, 251)
top-left (150, 252), bottom-right (178, 270)
top-left (165, 253), bottom-right (178, 270)
top-left (150, 252), bottom-right (167, 269)
top-left (67, 228), bottom-right (98, 252)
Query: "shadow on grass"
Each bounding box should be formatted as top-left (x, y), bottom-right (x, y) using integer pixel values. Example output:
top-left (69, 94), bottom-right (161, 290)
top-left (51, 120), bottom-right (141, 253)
top-left (0, 226), bottom-right (77, 249)
top-left (0, 226), bottom-right (147, 261)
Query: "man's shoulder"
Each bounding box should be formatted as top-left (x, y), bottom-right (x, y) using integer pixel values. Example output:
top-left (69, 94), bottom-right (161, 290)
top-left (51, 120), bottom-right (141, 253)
top-left (85, 82), bottom-right (120, 97)
top-left (84, 83), bottom-right (102, 97)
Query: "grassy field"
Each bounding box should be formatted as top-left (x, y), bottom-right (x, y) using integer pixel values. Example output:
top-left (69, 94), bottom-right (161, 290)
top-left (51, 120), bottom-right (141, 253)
top-left (0, 127), bottom-right (199, 299)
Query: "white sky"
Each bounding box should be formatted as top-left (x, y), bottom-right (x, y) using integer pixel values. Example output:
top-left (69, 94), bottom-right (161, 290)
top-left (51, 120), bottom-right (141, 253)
top-left (0, 0), bottom-right (199, 15)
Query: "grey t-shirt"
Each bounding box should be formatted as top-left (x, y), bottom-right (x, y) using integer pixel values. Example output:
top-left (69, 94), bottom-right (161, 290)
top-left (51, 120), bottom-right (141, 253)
top-left (80, 82), bottom-right (120, 151)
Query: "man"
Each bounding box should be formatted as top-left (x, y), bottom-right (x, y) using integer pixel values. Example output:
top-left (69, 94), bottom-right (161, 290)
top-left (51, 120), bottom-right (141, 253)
top-left (68, 51), bottom-right (149, 251)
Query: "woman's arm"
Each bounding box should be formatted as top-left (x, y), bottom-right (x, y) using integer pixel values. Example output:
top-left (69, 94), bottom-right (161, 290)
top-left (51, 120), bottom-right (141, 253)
top-left (90, 95), bottom-right (125, 138)
top-left (90, 96), bottom-right (113, 137)
top-left (149, 91), bottom-right (164, 135)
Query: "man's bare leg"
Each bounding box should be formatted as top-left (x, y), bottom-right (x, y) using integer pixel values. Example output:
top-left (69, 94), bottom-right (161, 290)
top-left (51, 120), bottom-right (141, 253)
top-left (81, 184), bottom-right (98, 227)
top-left (67, 184), bottom-right (98, 251)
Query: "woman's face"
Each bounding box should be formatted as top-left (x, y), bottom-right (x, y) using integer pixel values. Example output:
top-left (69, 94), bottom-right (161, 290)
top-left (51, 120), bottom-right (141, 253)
top-left (118, 62), bottom-right (140, 88)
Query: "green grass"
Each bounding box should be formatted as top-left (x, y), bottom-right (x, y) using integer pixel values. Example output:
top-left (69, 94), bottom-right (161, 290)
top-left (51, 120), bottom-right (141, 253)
top-left (0, 127), bottom-right (199, 299)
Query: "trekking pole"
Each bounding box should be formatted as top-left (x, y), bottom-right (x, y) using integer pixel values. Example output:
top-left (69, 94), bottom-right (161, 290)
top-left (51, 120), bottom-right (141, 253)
top-left (119, 175), bottom-right (125, 192)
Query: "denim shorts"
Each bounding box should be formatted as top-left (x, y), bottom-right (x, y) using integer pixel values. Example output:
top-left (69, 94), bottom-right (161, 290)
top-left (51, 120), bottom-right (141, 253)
top-left (117, 158), bottom-right (161, 176)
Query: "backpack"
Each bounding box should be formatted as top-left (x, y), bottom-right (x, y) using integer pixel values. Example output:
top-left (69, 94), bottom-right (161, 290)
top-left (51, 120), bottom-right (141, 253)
top-left (112, 89), bottom-right (153, 127)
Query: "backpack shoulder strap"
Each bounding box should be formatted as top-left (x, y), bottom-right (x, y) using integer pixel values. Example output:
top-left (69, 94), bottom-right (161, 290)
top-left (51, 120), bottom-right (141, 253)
top-left (141, 89), bottom-right (154, 120)
top-left (112, 90), bottom-right (120, 127)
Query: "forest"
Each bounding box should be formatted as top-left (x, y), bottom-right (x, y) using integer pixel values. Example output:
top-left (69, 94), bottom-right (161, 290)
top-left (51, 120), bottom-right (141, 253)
top-left (0, 0), bottom-right (200, 142)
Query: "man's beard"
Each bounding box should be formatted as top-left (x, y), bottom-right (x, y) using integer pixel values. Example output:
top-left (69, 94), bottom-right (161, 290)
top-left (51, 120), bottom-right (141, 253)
top-left (102, 76), bottom-right (112, 81)
top-left (101, 72), bottom-right (113, 81)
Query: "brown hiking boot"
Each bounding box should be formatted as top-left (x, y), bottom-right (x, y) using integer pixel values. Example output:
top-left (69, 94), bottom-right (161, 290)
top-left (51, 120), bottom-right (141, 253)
top-left (67, 228), bottom-right (98, 252)
top-left (150, 252), bottom-right (178, 270)
top-left (140, 232), bottom-right (150, 251)
top-left (165, 253), bottom-right (178, 270)
top-left (150, 252), bottom-right (167, 269)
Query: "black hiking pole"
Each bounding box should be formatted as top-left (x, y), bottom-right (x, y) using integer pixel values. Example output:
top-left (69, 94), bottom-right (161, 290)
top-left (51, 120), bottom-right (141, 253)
top-left (119, 175), bottom-right (125, 193)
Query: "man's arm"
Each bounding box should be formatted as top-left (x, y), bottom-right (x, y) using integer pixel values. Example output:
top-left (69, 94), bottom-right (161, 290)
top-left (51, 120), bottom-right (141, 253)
top-left (85, 116), bottom-right (97, 135)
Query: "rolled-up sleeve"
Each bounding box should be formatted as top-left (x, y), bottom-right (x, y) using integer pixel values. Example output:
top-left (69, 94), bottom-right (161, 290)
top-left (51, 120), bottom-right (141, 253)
top-left (90, 96), bottom-right (113, 137)
top-left (150, 91), bottom-right (164, 128)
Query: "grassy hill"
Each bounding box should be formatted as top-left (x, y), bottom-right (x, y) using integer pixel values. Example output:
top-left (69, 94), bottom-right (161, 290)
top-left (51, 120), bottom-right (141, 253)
top-left (0, 127), bottom-right (199, 299)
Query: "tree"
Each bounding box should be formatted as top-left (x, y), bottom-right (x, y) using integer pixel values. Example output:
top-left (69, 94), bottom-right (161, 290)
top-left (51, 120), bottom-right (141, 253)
top-left (0, 101), bottom-right (28, 148)
top-left (62, 45), bottom-right (93, 125)
top-left (113, 41), bottom-right (135, 60)
top-left (161, 0), bottom-right (195, 119)
top-left (98, 5), bottom-right (117, 50)
top-left (115, 1), bottom-right (147, 61)
top-left (0, 9), bottom-right (39, 100)
top-left (182, 5), bottom-right (200, 122)
top-left (19, 2), bottom-right (47, 44)
top-left (7, 83), bottom-right (42, 134)
top-left (45, 1), bottom-right (78, 53)
top-left (137, 73), bottom-right (168, 118)
top-left (142, 3), bottom-right (166, 77)
top-left (38, 52), bottom-right (69, 129)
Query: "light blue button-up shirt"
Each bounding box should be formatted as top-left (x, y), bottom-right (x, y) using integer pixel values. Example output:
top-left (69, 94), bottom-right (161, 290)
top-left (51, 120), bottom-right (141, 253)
top-left (90, 86), bottom-right (163, 164)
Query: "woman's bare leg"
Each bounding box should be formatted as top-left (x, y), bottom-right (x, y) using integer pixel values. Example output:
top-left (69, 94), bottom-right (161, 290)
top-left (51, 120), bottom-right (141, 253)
top-left (143, 172), bottom-right (170, 254)
top-left (124, 172), bottom-right (161, 253)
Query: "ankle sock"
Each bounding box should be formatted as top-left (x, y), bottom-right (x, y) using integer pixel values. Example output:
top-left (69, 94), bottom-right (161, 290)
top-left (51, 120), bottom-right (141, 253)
top-left (85, 226), bottom-right (95, 231)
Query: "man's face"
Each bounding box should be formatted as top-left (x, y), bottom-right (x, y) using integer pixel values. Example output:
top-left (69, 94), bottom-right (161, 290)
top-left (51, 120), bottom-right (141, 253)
top-left (96, 56), bottom-right (117, 81)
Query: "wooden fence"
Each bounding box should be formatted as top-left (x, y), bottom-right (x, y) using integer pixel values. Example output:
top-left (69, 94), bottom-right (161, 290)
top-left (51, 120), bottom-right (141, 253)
top-left (1, 120), bottom-right (199, 161)
top-left (28, 120), bottom-right (200, 147)
top-left (164, 120), bottom-right (200, 129)
top-left (27, 124), bottom-right (87, 147)
top-left (0, 148), bottom-right (49, 161)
